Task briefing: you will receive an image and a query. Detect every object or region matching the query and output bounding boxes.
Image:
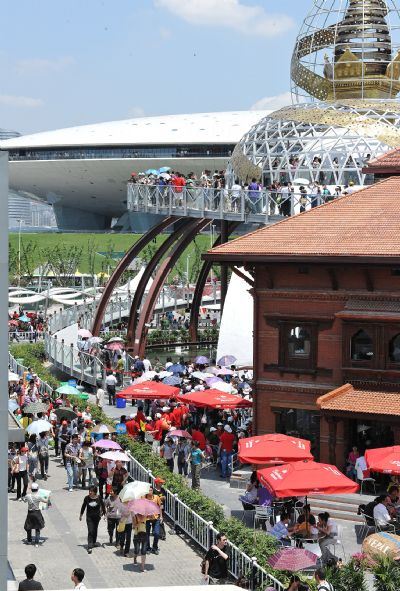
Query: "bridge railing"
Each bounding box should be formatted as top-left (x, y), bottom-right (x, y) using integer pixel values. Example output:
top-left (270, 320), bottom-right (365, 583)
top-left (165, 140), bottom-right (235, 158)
top-left (127, 182), bottom-right (334, 222)
top-left (8, 331), bottom-right (45, 343)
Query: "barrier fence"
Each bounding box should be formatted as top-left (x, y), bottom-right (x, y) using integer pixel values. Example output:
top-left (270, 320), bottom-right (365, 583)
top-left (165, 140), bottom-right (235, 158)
top-left (8, 350), bottom-right (283, 590)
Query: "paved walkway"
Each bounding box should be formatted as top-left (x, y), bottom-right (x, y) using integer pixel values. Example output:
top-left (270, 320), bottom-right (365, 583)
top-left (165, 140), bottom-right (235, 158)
top-left (8, 453), bottom-right (202, 590)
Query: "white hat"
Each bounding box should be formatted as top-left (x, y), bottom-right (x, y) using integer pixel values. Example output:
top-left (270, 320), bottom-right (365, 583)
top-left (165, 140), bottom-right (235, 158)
top-left (227, 416), bottom-right (233, 422)
top-left (224, 425), bottom-right (232, 433)
top-left (31, 482), bottom-right (39, 491)
top-left (129, 413), bottom-right (135, 419)
top-left (209, 427), bottom-right (217, 432)
top-left (217, 422), bottom-right (223, 426)
top-left (155, 413), bottom-right (162, 419)
top-left (146, 416), bottom-right (152, 421)
top-left (162, 406), bottom-right (170, 412)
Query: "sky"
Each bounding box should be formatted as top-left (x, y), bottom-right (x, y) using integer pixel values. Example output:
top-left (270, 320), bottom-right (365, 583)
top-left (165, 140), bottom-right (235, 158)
top-left (1, 0), bottom-right (308, 135)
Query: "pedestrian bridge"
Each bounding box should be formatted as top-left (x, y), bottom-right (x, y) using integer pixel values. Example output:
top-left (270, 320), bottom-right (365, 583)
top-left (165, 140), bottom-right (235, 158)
top-left (127, 183), bottom-right (330, 223)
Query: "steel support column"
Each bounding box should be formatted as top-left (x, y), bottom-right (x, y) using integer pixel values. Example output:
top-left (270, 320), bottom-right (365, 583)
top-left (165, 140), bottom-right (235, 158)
top-left (91, 216), bottom-right (178, 335)
top-left (189, 221), bottom-right (239, 342)
top-left (133, 218), bottom-right (210, 357)
top-left (126, 219), bottom-right (192, 344)
top-left (219, 219), bottom-right (229, 313)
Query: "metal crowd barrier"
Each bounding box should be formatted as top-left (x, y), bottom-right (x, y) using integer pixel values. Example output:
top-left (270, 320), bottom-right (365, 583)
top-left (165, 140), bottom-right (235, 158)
top-left (127, 454), bottom-right (284, 591)
top-left (8, 331), bottom-right (45, 343)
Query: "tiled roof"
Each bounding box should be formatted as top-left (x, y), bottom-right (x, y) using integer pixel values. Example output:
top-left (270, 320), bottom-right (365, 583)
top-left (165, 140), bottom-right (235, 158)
top-left (366, 148), bottom-right (400, 171)
top-left (317, 384), bottom-right (400, 416)
top-left (206, 177), bottom-right (400, 261)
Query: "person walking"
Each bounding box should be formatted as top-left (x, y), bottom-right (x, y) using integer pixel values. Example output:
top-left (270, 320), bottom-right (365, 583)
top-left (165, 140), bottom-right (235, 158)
top-left (96, 382), bottom-right (105, 409)
top-left (13, 447), bottom-right (29, 500)
top-left (190, 440), bottom-right (204, 490)
top-left (133, 513), bottom-right (147, 572)
top-left (18, 563), bottom-right (43, 590)
top-left (79, 441), bottom-right (94, 489)
top-left (36, 432), bottom-right (49, 481)
top-left (23, 483), bottom-right (45, 547)
top-left (109, 460), bottom-right (128, 494)
top-left (161, 437), bottom-right (176, 473)
top-left (203, 532), bottom-right (229, 585)
top-left (145, 486), bottom-right (162, 554)
top-left (71, 568), bottom-right (87, 589)
top-left (105, 488), bottom-right (122, 545)
top-left (119, 503), bottom-right (133, 557)
top-left (79, 485), bottom-right (105, 554)
top-left (105, 372), bottom-right (117, 406)
top-left (218, 424), bottom-right (236, 480)
top-left (65, 434), bottom-right (81, 491)
top-left (177, 438), bottom-right (191, 476)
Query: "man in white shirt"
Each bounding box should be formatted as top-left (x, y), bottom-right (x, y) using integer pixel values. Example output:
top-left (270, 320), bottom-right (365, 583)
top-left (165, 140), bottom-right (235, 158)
top-left (105, 372), bottom-right (117, 406)
top-left (373, 495), bottom-right (399, 532)
top-left (355, 455), bottom-right (367, 481)
top-left (96, 384), bottom-right (105, 409)
top-left (71, 567), bottom-right (86, 589)
top-left (143, 356), bottom-right (152, 373)
top-left (315, 569), bottom-right (334, 591)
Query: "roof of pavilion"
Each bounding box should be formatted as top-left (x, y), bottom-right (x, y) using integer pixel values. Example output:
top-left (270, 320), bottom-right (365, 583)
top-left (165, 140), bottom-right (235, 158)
top-left (364, 147), bottom-right (400, 173)
top-left (204, 176), bottom-right (400, 264)
top-left (317, 383), bottom-right (400, 416)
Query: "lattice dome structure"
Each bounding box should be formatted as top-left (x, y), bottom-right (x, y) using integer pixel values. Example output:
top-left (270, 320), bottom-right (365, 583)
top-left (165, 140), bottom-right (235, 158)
top-left (230, 100), bottom-right (400, 186)
top-left (292, 0), bottom-right (400, 103)
top-left (230, 0), bottom-right (400, 187)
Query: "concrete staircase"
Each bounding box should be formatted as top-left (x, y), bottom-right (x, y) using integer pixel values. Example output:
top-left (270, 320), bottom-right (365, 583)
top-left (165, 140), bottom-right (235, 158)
top-left (308, 492), bottom-right (373, 524)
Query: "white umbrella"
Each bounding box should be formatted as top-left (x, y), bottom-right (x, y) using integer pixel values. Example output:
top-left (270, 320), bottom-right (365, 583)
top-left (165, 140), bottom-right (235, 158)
top-left (26, 420), bottom-right (52, 435)
top-left (158, 371), bottom-right (173, 379)
top-left (144, 370), bottom-right (157, 379)
top-left (88, 336), bottom-right (103, 344)
top-left (119, 480), bottom-right (151, 502)
top-left (159, 172), bottom-right (171, 180)
top-left (78, 328), bottom-right (92, 338)
top-left (213, 381), bottom-right (233, 393)
top-left (192, 371), bottom-right (214, 380)
top-left (100, 450), bottom-right (130, 462)
top-left (8, 371), bottom-right (20, 383)
top-left (108, 336), bottom-right (125, 343)
top-left (293, 177), bottom-right (310, 186)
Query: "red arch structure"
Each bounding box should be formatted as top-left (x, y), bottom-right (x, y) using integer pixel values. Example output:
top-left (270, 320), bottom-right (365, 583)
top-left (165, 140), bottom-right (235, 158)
top-left (126, 218), bottom-right (195, 344)
top-left (132, 218), bottom-right (210, 356)
top-left (189, 221), bottom-right (239, 342)
top-left (91, 216), bottom-right (178, 336)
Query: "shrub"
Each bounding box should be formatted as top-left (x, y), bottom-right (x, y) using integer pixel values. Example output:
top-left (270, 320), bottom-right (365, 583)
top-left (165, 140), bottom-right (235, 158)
top-left (10, 343), bottom-right (59, 389)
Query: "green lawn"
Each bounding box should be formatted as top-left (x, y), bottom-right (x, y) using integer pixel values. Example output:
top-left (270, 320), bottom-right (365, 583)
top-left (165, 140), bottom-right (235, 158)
top-left (9, 232), bottom-right (215, 276)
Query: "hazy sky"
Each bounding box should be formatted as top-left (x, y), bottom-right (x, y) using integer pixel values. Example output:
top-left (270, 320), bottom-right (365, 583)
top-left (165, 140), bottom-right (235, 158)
top-left (2, 0), bottom-right (308, 135)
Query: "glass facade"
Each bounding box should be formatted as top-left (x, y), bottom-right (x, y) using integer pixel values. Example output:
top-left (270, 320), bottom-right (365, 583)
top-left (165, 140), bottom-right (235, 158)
top-left (8, 144), bottom-right (235, 161)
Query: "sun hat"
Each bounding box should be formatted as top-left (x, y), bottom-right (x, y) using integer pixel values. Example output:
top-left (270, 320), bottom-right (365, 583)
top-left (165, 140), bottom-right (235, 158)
top-left (31, 482), bottom-right (39, 491)
top-left (224, 425), bottom-right (232, 433)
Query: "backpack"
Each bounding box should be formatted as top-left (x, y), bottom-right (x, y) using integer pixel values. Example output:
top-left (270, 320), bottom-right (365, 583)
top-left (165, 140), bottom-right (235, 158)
top-left (319, 584), bottom-right (334, 591)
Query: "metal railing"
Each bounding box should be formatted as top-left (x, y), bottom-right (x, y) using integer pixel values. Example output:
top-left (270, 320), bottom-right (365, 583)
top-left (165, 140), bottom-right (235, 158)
top-left (127, 454), bottom-right (284, 591)
top-left (8, 331), bottom-right (45, 343)
top-left (127, 182), bottom-right (338, 223)
top-left (8, 352), bottom-right (53, 397)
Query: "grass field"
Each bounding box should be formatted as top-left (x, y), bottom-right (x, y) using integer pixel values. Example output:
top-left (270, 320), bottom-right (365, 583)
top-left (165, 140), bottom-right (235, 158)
top-left (9, 232), bottom-right (215, 276)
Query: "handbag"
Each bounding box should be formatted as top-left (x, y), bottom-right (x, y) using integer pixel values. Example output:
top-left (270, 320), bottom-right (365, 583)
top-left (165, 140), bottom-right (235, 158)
top-left (11, 459), bottom-right (20, 474)
top-left (117, 521), bottom-right (126, 533)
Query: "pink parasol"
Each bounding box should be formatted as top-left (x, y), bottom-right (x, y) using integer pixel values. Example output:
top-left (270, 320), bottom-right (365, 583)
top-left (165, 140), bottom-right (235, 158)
top-left (268, 548), bottom-right (318, 570)
top-left (168, 429), bottom-right (192, 439)
top-left (106, 341), bottom-right (125, 350)
top-left (93, 439), bottom-right (121, 450)
top-left (126, 498), bottom-right (161, 516)
top-left (78, 328), bottom-right (92, 338)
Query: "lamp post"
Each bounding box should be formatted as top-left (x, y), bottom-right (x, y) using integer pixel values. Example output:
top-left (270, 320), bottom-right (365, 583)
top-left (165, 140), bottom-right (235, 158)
top-left (17, 218), bottom-right (22, 287)
top-left (186, 253), bottom-right (191, 287)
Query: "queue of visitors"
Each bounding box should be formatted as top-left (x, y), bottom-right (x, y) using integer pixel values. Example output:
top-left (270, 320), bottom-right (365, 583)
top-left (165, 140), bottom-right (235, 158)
top-left (8, 309), bottom-right (46, 342)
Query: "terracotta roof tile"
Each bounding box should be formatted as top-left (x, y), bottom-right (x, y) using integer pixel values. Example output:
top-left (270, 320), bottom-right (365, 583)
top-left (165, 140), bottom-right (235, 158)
top-left (366, 147), bottom-right (400, 170)
top-left (317, 383), bottom-right (400, 416)
top-left (206, 177), bottom-right (400, 261)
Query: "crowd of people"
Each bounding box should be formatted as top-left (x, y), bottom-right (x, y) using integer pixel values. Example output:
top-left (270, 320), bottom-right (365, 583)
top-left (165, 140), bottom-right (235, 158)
top-left (8, 308), bottom-right (47, 342)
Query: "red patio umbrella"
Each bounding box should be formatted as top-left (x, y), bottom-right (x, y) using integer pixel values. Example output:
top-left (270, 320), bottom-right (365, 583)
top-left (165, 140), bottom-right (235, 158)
top-left (238, 433), bottom-right (313, 465)
top-left (268, 547), bottom-right (318, 571)
top-left (117, 380), bottom-right (179, 400)
top-left (365, 446), bottom-right (400, 475)
top-left (257, 460), bottom-right (359, 497)
top-left (177, 390), bottom-right (252, 409)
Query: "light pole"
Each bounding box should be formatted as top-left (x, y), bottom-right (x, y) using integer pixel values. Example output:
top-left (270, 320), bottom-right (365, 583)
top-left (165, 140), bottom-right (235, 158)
top-left (17, 218), bottom-right (22, 287)
top-left (186, 253), bottom-right (191, 287)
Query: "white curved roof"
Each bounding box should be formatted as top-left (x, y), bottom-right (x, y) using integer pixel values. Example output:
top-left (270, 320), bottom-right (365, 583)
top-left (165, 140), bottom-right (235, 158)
top-left (1, 111), bottom-right (269, 149)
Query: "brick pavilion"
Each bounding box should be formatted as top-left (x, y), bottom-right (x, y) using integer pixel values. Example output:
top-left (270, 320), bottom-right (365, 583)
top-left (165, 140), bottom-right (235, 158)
top-left (205, 176), bottom-right (400, 467)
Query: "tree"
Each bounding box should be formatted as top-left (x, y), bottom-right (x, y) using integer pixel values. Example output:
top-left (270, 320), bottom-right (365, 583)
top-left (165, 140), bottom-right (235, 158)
top-left (42, 244), bottom-right (83, 286)
top-left (19, 240), bottom-right (39, 285)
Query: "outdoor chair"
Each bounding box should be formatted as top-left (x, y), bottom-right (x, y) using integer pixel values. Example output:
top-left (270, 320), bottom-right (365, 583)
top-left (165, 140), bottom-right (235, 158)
top-left (302, 541), bottom-right (322, 568)
top-left (239, 499), bottom-right (256, 526)
top-left (254, 505), bottom-right (272, 532)
top-left (358, 475), bottom-right (376, 495)
top-left (325, 524), bottom-right (346, 560)
top-left (374, 518), bottom-right (396, 534)
top-left (359, 509), bottom-right (375, 540)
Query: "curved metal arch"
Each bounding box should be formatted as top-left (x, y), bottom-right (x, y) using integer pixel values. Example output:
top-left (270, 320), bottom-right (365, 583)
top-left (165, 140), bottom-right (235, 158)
top-left (126, 219), bottom-right (194, 343)
top-left (91, 216), bottom-right (179, 336)
top-left (189, 221), bottom-right (240, 342)
top-left (133, 218), bottom-right (210, 356)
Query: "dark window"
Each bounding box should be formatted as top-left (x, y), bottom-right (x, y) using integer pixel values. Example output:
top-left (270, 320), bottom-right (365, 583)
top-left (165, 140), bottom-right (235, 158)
top-left (279, 322), bottom-right (317, 371)
top-left (288, 326), bottom-right (311, 359)
top-left (350, 329), bottom-right (374, 361)
top-left (389, 334), bottom-right (400, 363)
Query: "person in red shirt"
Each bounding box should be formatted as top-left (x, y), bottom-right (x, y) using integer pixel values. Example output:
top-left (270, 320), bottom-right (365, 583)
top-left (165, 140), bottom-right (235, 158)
top-left (191, 428), bottom-right (206, 451)
top-left (125, 415), bottom-right (140, 439)
top-left (170, 405), bottom-right (182, 428)
top-left (179, 404), bottom-right (189, 427)
top-left (150, 413), bottom-right (164, 455)
top-left (135, 406), bottom-right (146, 442)
top-left (218, 425), bottom-right (236, 479)
top-left (172, 172), bottom-right (186, 194)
